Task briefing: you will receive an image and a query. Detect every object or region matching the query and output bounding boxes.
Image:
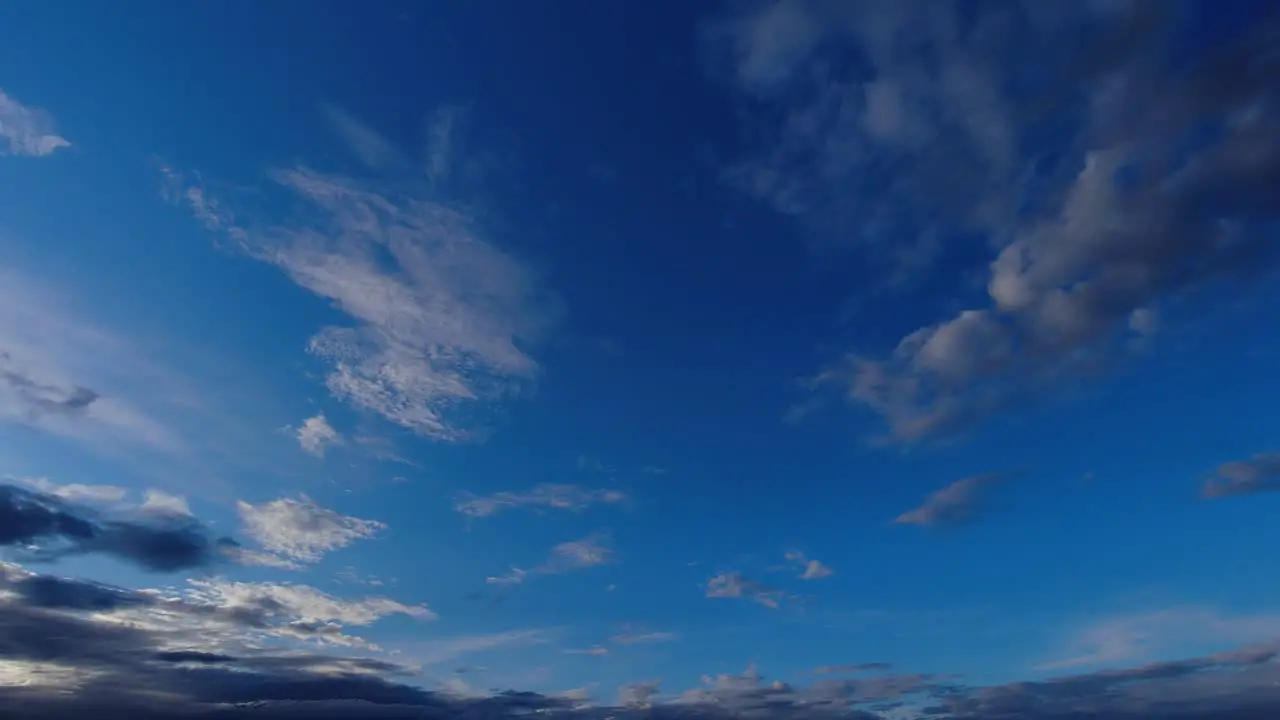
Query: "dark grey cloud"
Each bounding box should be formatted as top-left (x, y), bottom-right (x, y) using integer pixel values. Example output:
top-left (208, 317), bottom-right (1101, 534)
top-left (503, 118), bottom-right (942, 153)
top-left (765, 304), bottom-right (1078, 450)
top-left (0, 481), bottom-right (229, 572)
top-left (712, 2), bottom-right (1280, 442)
top-left (3, 566), bottom-right (1280, 720)
top-left (0, 351), bottom-right (99, 417)
top-left (1202, 452), bottom-right (1280, 499)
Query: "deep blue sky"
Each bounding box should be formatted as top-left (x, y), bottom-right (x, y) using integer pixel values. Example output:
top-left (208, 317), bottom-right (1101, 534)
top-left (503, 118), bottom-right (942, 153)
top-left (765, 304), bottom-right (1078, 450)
top-left (1, 2), bottom-right (1279, 718)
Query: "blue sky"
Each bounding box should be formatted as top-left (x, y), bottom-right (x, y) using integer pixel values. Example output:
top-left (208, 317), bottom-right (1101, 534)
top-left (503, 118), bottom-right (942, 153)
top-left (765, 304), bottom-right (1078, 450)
top-left (1, 1), bottom-right (1279, 718)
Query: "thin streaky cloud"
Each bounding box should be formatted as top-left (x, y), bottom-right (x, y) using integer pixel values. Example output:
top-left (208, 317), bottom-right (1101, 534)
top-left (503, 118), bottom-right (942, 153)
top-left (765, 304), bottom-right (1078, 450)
top-left (0, 88), bottom-right (70, 156)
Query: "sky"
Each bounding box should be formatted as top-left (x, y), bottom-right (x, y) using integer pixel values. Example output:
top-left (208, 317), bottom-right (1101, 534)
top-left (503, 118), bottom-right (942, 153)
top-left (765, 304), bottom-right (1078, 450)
top-left (0, 1), bottom-right (1278, 718)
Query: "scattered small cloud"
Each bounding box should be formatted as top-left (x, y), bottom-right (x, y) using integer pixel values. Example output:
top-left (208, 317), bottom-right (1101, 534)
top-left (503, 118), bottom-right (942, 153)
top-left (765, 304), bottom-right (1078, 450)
top-left (611, 632), bottom-right (678, 646)
top-left (706, 571), bottom-right (783, 609)
top-left (1202, 452), bottom-right (1280, 499)
top-left (455, 483), bottom-right (626, 519)
top-left (566, 646), bottom-right (610, 656)
top-left (0, 88), bottom-right (70, 156)
top-left (895, 473), bottom-right (1007, 527)
top-left (296, 413), bottom-right (342, 457)
top-left (486, 533), bottom-right (614, 589)
top-left (322, 104), bottom-right (399, 169)
top-left (236, 495), bottom-right (385, 564)
top-left (813, 663), bottom-right (893, 675)
top-left (784, 550), bottom-right (834, 580)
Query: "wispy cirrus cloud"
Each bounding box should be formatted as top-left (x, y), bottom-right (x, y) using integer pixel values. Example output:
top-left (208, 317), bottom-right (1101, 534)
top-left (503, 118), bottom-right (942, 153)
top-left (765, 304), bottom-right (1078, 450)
top-left (895, 473), bottom-right (1007, 528)
top-left (1202, 452), bottom-right (1280, 499)
top-left (0, 88), bottom-right (70, 157)
top-left (236, 495), bottom-right (385, 565)
top-left (486, 533), bottom-right (614, 587)
top-left (1038, 606), bottom-right (1280, 672)
top-left (165, 109), bottom-right (555, 444)
top-left (715, 3), bottom-right (1280, 442)
top-left (455, 483), bottom-right (626, 519)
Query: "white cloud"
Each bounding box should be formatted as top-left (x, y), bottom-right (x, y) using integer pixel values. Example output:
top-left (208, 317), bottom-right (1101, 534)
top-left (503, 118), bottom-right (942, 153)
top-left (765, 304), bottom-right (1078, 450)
top-left (784, 551), bottom-right (834, 580)
top-left (322, 104), bottom-right (398, 169)
top-left (706, 572), bottom-right (782, 609)
top-left (295, 413), bottom-right (341, 457)
top-left (895, 473), bottom-right (1006, 527)
top-left (139, 489), bottom-right (190, 516)
top-left (236, 495), bottom-right (385, 564)
top-left (0, 89), bottom-right (70, 157)
top-left (611, 632), bottom-right (677, 646)
top-left (454, 483), bottom-right (626, 519)
top-left (486, 533), bottom-right (614, 589)
top-left (167, 122), bottom-right (553, 443)
top-left (184, 579), bottom-right (434, 629)
top-left (1038, 606), bottom-right (1280, 671)
top-left (13, 476), bottom-right (126, 504)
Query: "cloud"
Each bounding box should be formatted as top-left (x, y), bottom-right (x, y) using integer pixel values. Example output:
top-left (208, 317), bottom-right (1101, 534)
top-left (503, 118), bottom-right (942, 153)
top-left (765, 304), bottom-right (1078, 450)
top-left (895, 473), bottom-right (1006, 527)
top-left (323, 105), bottom-right (399, 169)
top-left (714, 3), bottom-right (1280, 442)
top-left (167, 116), bottom-right (554, 443)
top-left (0, 88), bottom-right (70, 156)
top-left (139, 489), bottom-right (191, 517)
top-left (485, 533), bottom-right (614, 588)
top-left (0, 481), bottom-right (230, 572)
top-left (784, 550), bottom-right (834, 580)
top-left (297, 413), bottom-right (342, 457)
top-left (814, 663), bottom-right (894, 675)
top-left (454, 483), bottom-right (627, 519)
top-left (13, 476), bottom-right (127, 505)
top-left (705, 571), bottom-right (783, 609)
top-left (610, 632), bottom-right (678, 646)
top-left (0, 269), bottom-right (181, 452)
top-left (1202, 452), bottom-right (1280, 499)
top-left (1037, 606), bottom-right (1280, 672)
top-left (237, 495), bottom-right (385, 564)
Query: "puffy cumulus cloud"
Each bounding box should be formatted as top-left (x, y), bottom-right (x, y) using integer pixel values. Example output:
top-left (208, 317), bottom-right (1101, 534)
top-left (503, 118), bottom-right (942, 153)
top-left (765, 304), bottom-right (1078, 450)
top-left (1202, 452), bottom-right (1280, 499)
top-left (296, 413), bottom-right (342, 457)
top-left (455, 483), bottom-right (627, 519)
top-left (713, 2), bottom-right (1280, 442)
top-left (0, 88), bottom-right (70, 157)
top-left (0, 481), bottom-right (230, 573)
top-left (705, 571), bottom-right (783, 609)
top-left (165, 113), bottom-right (556, 444)
top-left (895, 473), bottom-right (1007, 528)
top-left (237, 495), bottom-right (385, 565)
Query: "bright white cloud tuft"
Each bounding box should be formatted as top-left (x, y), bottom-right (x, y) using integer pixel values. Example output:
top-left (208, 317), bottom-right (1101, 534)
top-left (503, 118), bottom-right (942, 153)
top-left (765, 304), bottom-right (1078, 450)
top-left (14, 476), bottom-right (127, 504)
top-left (784, 550), bottom-right (834, 580)
top-left (236, 495), bottom-right (385, 564)
top-left (295, 413), bottom-right (342, 457)
top-left (706, 572), bottom-right (782, 609)
top-left (0, 89), bottom-right (70, 157)
top-left (139, 489), bottom-right (191, 516)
